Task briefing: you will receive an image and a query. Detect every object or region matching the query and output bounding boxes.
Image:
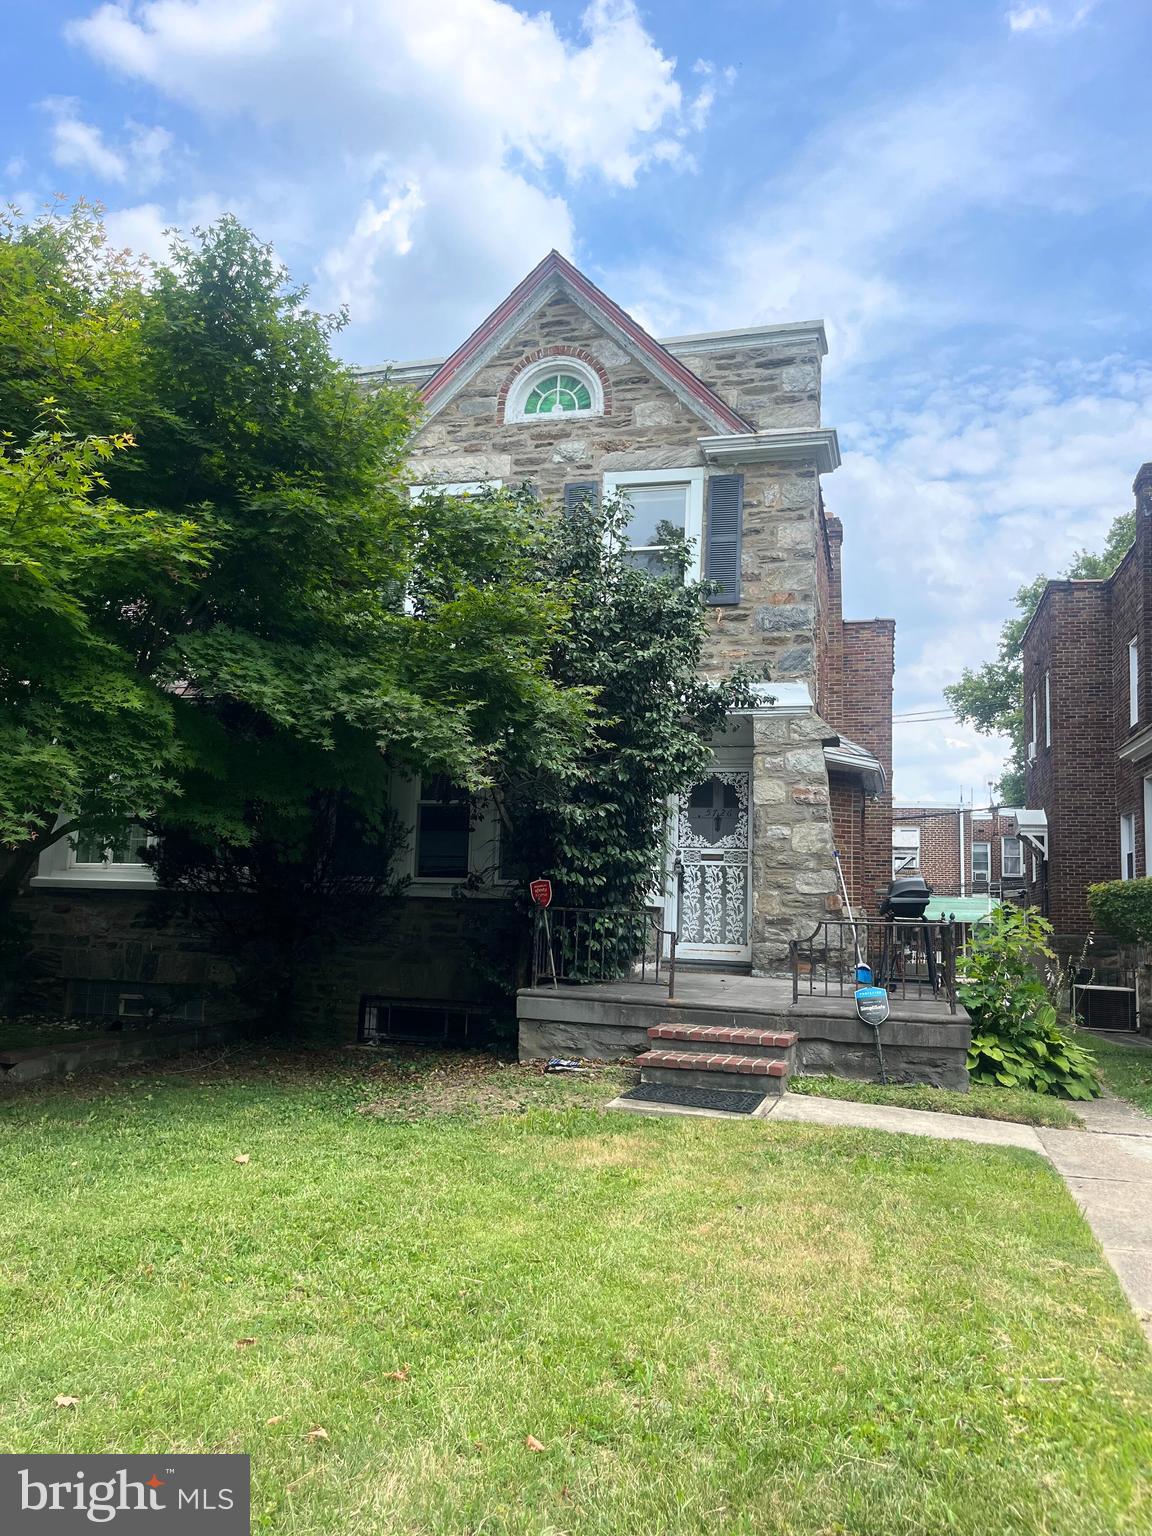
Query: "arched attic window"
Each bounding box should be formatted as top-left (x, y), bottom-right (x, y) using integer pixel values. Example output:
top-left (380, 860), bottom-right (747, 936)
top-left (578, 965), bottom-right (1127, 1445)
top-left (505, 358), bottom-right (604, 423)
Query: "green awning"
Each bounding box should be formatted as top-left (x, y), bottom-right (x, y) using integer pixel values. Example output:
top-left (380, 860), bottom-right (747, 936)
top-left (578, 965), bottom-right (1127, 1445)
top-left (923, 896), bottom-right (998, 923)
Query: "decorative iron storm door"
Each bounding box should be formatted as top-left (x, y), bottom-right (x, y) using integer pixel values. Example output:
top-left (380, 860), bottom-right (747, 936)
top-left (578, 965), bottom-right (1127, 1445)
top-left (673, 769), bottom-right (752, 962)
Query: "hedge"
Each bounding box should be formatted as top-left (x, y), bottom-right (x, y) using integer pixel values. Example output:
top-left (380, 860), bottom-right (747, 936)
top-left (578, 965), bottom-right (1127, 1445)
top-left (1086, 878), bottom-right (1152, 945)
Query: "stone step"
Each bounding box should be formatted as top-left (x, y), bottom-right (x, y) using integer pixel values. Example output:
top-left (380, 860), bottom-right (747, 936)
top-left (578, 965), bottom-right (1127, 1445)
top-left (637, 1049), bottom-right (791, 1097)
top-left (647, 1024), bottom-right (797, 1059)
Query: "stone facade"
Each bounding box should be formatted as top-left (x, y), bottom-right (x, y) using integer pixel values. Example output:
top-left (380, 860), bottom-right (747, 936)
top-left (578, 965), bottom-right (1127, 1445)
top-left (10, 255), bottom-right (894, 1036)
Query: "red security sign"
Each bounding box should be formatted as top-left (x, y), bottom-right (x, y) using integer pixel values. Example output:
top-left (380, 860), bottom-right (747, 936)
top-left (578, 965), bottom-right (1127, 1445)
top-left (530, 878), bottom-right (553, 908)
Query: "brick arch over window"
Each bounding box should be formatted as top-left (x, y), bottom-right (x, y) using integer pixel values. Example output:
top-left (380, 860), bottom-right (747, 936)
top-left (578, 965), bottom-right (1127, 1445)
top-left (498, 346), bottom-right (613, 423)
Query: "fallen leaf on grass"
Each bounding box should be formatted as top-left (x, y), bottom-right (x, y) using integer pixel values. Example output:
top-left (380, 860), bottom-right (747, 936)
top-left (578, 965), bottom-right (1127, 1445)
top-left (265, 1416), bottom-right (285, 1426)
top-left (233, 1154), bottom-right (250, 1165)
top-left (383, 1365), bottom-right (410, 1381)
top-left (234, 1338), bottom-right (257, 1349)
top-left (524, 1435), bottom-right (546, 1452)
top-left (305, 1426), bottom-right (329, 1442)
top-left (53, 1395), bottom-right (80, 1409)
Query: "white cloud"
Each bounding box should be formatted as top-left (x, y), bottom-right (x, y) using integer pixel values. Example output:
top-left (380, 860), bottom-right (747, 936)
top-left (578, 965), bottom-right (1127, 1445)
top-left (67, 0), bottom-right (708, 354)
top-left (1007, 1), bottom-right (1099, 31)
top-left (42, 97), bottom-right (173, 188)
top-left (835, 357), bottom-right (1152, 800)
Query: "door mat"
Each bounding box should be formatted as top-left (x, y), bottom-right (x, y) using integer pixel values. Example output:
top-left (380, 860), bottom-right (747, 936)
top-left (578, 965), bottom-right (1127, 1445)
top-left (619, 1083), bottom-right (767, 1115)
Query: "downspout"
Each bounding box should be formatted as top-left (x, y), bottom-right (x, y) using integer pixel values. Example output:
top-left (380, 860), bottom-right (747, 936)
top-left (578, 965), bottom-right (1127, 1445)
top-left (958, 802), bottom-right (966, 898)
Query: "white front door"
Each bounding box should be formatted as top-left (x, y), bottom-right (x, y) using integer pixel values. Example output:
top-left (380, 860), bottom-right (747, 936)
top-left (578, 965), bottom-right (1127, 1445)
top-left (672, 768), bottom-right (752, 963)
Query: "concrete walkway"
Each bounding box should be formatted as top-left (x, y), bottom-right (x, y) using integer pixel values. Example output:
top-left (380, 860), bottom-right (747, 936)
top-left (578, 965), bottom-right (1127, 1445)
top-left (765, 1090), bottom-right (1152, 1343)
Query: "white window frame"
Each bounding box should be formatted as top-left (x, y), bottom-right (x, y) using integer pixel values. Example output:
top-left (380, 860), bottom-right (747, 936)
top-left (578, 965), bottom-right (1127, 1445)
top-left (504, 358), bottom-right (604, 424)
top-left (409, 480), bottom-right (503, 502)
top-left (390, 775), bottom-right (505, 897)
top-left (601, 468), bottom-right (706, 583)
top-left (892, 825), bottom-right (920, 876)
top-left (1028, 691), bottom-right (1038, 761)
top-left (1145, 776), bottom-right (1152, 877)
top-left (1121, 813), bottom-right (1137, 880)
top-left (1001, 835), bottom-right (1023, 879)
top-left (971, 841), bottom-right (991, 884)
top-left (31, 816), bottom-right (158, 891)
top-left (1130, 637), bottom-right (1140, 728)
top-left (1044, 670), bottom-right (1051, 748)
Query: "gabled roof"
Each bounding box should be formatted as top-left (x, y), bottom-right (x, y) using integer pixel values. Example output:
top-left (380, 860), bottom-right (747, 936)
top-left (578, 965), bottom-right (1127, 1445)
top-left (417, 250), bottom-right (753, 436)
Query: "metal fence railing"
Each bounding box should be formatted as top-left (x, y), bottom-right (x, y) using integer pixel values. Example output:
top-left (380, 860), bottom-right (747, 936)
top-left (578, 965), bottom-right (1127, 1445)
top-left (530, 906), bottom-right (678, 998)
top-left (790, 918), bottom-right (962, 1013)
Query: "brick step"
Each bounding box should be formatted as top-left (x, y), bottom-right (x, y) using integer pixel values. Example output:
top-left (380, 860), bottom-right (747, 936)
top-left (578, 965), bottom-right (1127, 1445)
top-left (637, 1049), bottom-right (791, 1097)
top-left (646, 1024), bottom-right (797, 1058)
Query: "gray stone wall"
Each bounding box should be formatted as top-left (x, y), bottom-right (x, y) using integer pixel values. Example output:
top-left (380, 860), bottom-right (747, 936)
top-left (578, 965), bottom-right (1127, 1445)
top-left (404, 294), bottom-right (822, 686)
top-left (668, 336), bottom-right (822, 431)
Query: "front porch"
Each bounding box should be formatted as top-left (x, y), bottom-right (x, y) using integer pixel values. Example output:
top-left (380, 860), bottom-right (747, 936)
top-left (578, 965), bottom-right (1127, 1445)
top-left (517, 970), bottom-right (971, 1090)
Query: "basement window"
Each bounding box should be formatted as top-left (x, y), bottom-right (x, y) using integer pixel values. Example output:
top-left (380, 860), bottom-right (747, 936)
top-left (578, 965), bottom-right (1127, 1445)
top-left (359, 997), bottom-right (496, 1046)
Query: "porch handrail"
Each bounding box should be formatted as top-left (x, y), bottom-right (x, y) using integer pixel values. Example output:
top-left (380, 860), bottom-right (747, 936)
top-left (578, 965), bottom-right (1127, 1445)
top-left (531, 904), bottom-right (678, 1000)
top-left (789, 917), bottom-right (961, 1014)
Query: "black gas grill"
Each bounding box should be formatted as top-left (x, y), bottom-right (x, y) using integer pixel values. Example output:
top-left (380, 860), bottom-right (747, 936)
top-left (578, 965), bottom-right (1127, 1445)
top-left (880, 875), bottom-right (932, 921)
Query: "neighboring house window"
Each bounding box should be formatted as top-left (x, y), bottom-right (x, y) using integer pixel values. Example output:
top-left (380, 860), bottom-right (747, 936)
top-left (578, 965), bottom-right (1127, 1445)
top-left (505, 358), bottom-right (603, 422)
top-left (1028, 691), bottom-right (1038, 760)
top-left (1001, 836), bottom-right (1023, 879)
top-left (972, 842), bottom-right (991, 885)
top-left (602, 468), bottom-right (705, 582)
top-left (892, 825), bottom-right (920, 876)
top-left (1122, 813), bottom-right (1137, 880)
top-left (1145, 776), bottom-right (1152, 876)
top-left (1044, 670), bottom-right (1051, 748)
top-left (1130, 637), bottom-right (1140, 727)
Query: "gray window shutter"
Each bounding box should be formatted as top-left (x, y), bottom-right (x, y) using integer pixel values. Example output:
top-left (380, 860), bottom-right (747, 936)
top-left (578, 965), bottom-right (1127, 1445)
top-left (704, 474), bottom-right (743, 604)
top-left (564, 481), bottom-right (598, 517)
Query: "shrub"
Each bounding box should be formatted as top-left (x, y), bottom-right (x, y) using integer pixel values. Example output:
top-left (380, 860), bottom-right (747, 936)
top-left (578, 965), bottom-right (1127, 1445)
top-left (960, 906), bottom-right (1099, 1100)
top-left (1086, 878), bottom-right (1152, 945)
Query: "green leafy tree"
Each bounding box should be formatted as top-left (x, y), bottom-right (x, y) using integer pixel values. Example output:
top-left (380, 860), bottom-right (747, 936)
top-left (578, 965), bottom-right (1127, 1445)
top-left (946, 511), bottom-right (1136, 803)
top-left (473, 495), bottom-right (755, 986)
top-left (0, 210), bottom-right (590, 988)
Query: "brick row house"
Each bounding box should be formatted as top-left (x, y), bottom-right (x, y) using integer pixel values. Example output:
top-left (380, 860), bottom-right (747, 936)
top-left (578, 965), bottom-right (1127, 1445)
top-left (16, 253), bottom-right (895, 1034)
top-left (892, 807), bottom-right (1028, 898)
top-left (1018, 462), bottom-right (1152, 933)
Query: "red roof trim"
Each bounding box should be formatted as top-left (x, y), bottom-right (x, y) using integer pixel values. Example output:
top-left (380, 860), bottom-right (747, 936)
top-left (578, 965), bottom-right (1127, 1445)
top-left (419, 250), bottom-right (752, 434)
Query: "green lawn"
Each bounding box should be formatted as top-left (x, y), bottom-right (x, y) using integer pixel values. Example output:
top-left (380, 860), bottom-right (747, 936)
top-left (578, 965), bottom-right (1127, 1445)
top-left (788, 1074), bottom-right (1084, 1127)
top-left (1091, 1036), bottom-right (1152, 1114)
top-left (0, 1049), bottom-right (1149, 1535)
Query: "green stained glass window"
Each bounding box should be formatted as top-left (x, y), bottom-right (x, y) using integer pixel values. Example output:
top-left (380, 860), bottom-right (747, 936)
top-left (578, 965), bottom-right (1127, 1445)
top-left (523, 372), bottom-right (594, 415)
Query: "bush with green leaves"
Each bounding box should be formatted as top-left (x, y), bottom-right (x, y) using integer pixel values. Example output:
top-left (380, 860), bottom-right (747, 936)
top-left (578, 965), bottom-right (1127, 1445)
top-left (1086, 878), bottom-right (1152, 945)
top-left (960, 906), bottom-right (1100, 1099)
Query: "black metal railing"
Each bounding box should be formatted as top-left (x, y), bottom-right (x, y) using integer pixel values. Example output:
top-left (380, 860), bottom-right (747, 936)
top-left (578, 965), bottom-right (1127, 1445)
top-left (530, 906), bottom-right (678, 998)
top-left (790, 918), bottom-right (961, 1013)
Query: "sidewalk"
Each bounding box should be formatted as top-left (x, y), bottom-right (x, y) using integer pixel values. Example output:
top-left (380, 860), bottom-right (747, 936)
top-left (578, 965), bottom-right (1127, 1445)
top-left (767, 1090), bottom-right (1152, 1343)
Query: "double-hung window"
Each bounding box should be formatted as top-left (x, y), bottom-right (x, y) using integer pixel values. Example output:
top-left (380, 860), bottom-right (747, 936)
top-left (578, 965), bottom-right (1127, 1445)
top-left (1121, 813), bottom-right (1137, 881)
top-left (602, 469), bottom-right (705, 582)
top-left (1001, 836), bottom-right (1023, 880)
top-left (415, 777), bottom-right (472, 880)
top-left (1044, 670), bottom-right (1051, 748)
top-left (971, 842), bottom-right (991, 885)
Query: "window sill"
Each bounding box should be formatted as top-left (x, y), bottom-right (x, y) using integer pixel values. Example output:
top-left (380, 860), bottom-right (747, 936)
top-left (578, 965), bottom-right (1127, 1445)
top-left (30, 872), bottom-right (159, 892)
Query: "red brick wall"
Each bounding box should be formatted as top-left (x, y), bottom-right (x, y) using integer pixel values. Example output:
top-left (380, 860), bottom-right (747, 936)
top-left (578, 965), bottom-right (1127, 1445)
top-left (893, 807), bottom-right (1027, 893)
top-left (1021, 465), bottom-right (1152, 933)
top-left (838, 619), bottom-right (895, 912)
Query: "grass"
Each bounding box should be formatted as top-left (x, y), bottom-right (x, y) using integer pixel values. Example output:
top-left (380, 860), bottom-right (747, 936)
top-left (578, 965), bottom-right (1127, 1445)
top-left (1089, 1035), bottom-right (1152, 1113)
top-left (788, 1074), bottom-right (1084, 1128)
top-left (0, 1048), bottom-right (1149, 1535)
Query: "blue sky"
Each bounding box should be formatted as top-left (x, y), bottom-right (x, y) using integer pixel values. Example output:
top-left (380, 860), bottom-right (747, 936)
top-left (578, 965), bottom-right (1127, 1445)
top-left (6, 0), bottom-right (1152, 805)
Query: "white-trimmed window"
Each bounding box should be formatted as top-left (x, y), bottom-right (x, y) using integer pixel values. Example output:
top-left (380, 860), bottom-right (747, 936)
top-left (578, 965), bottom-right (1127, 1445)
top-left (505, 358), bottom-right (603, 423)
top-left (892, 825), bottom-right (920, 876)
top-left (1130, 637), bottom-right (1140, 727)
top-left (1001, 836), bottom-right (1023, 879)
top-left (1122, 813), bottom-right (1137, 880)
top-left (32, 819), bottom-right (157, 890)
top-left (1044, 670), bottom-right (1051, 748)
top-left (391, 774), bottom-right (503, 894)
top-left (972, 841), bottom-right (991, 885)
top-left (1028, 691), bottom-right (1038, 761)
top-left (409, 480), bottom-right (503, 502)
top-left (602, 468), bottom-right (705, 582)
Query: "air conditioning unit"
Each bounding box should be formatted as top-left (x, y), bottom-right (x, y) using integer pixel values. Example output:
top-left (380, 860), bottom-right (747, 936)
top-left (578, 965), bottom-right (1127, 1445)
top-left (1026, 740), bottom-right (1037, 763)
